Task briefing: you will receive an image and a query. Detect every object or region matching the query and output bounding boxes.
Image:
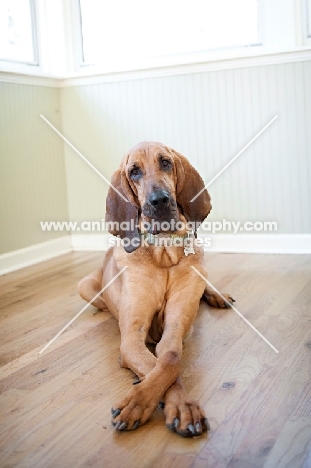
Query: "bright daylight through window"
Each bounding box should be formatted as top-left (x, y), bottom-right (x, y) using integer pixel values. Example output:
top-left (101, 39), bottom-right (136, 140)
top-left (0, 0), bottom-right (36, 64)
top-left (79, 0), bottom-right (259, 66)
top-left (307, 0), bottom-right (311, 36)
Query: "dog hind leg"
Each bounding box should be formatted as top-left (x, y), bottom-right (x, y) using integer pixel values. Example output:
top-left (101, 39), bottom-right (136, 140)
top-left (78, 267), bottom-right (107, 310)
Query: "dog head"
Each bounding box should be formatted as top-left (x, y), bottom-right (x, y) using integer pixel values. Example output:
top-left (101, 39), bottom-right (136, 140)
top-left (106, 142), bottom-right (211, 252)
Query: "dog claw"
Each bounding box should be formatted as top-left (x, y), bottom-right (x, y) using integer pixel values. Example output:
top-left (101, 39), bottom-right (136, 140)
top-left (111, 408), bottom-right (121, 418)
top-left (132, 420), bottom-right (140, 430)
top-left (195, 422), bottom-right (202, 434)
top-left (116, 421), bottom-right (128, 431)
top-left (202, 417), bottom-right (210, 431)
top-left (167, 416), bottom-right (208, 437)
top-left (173, 417), bottom-right (180, 429)
top-left (177, 424), bottom-right (197, 438)
top-left (187, 424), bottom-right (195, 435)
top-left (166, 417), bottom-right (183, 434)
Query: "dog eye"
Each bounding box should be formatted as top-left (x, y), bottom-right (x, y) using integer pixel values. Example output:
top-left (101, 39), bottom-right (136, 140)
top-left (130, 167), bottom-right (141, 180)
top-left (161, 159), bottom-right (172, 170)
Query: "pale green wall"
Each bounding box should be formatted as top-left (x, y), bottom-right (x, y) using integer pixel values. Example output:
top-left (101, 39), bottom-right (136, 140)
top-left (61, 62), bottom-right (311, 234)
top-left (0, 83), bottom-right (68, 254)
top-left (1, 60), bottom-right (310, 257)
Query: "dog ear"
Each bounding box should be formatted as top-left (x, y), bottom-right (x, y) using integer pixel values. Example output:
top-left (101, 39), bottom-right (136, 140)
top-left (172, 149), bottom-right (212, 231)
top-left (105, 167), bottom-right (140, 253)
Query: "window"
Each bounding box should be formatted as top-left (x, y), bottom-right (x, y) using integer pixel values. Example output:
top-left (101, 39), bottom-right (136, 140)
top-left (0, 0), bottom-right (37, 64)
top-left (307, 0), bottom-right (311, 37)
top-left (79, 0), bottom-right (259, 67)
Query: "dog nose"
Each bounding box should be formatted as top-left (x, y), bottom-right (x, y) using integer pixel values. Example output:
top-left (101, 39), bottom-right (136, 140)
top-left (149, 190), bottom-right (170, 207)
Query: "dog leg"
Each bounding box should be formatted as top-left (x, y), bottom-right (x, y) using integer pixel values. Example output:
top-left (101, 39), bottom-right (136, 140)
top-left (112, 346), bottom-right (181, 432)
top-left (154, 317), bottom-right (209, 437)
top-left (111, 293), bottom-right (179, 431)
top-left (202, 285), bottom-right (235, 309)
top-left (153, 267), bottom-right (210, 437)
top-left (78, 267), bottom-right (107, 310)
top-left (112, 267), bottom-right (208, 437)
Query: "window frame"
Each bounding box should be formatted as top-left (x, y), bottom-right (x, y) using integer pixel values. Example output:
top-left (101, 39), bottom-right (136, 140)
top-left (75, 0), bottom-right (311, 75)
top-left (0, 0), bottom-right (39, 67)
top-left (298, 0), bottom-right (311, 45)
top-left (306, 0), bottom-right (311, 39)
top-left (65, 0), bottom-right (86, 71)
top-left (78, 0), bottom-right (262, 71)
top-left (0, 0), bottom-right (310, 78)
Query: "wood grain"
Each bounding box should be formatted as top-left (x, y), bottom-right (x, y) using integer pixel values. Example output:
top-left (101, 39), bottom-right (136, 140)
top-left (0, 252), bottom-right (310, 467)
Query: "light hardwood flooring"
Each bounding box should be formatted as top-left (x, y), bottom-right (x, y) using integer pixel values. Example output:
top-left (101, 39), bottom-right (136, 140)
top-left (0, 252), bottom-right (310, 468)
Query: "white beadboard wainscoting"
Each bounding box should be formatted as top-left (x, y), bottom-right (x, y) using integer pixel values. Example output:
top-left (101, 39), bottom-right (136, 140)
top-left (1, 56), bottom-right (311, 274)
top-left (61, 60), bottom-right (311, 237)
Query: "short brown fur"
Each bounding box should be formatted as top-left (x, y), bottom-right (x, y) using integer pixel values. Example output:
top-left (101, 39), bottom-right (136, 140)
top-left (78, 142), bottom-right (234, 437)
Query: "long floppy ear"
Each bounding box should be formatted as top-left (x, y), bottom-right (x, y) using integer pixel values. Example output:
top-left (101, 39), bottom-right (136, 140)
top-left (105, 166), bottom-right (140, 253)
top-left (172, 150), bottom-right (212, 231)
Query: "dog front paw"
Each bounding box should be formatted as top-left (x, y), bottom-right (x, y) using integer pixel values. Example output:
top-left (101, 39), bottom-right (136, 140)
top-left (164, 384), bottom-right (210, 438)
top-left (111, 383), bottom-right (158, 431)
top-left (165, 398), bottom-right (210, 437)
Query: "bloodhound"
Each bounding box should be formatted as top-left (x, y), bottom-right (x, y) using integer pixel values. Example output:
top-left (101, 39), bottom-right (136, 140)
top-left (78, 141), bottom-right (234, 437)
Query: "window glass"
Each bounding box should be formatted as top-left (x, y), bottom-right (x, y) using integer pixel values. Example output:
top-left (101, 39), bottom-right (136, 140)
top-left (307, 0), bottom-right (311, 37)
top-left (0, 0), bottom-right (37, 64)
top-left (79, 0), bottom-right (259, 65)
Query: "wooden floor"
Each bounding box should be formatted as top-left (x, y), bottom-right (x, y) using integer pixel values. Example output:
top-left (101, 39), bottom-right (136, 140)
top-left (0, 252), bottom-right (310, 468)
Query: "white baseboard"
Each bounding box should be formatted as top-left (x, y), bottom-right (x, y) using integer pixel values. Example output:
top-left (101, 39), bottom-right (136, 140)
top-left (0, 236), bottom-right (72, 276)
top-left (71, 234), bottom-right (112, 251)
top-left (205, 234), bottom-right (311, 254)
top-left (71, 233), bottom-right (311, 254)
top-left (1, 233), bottom-right (310, 276)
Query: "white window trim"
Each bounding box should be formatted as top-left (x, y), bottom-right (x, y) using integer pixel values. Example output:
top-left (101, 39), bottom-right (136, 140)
top-left (0, 0), bottom-right (39, 70)
top-left (0, 0), bottom-right (74, 76)
top-left (302, 0), bottom-right (311, 43)
top-left (0, 0), bottom-right (311, 83)
top-left (1, 46), bottom-right (310, 88)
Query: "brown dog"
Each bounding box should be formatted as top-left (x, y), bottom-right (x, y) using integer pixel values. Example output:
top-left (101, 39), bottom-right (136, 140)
top-left (78, 142), bottom-right (234, 437)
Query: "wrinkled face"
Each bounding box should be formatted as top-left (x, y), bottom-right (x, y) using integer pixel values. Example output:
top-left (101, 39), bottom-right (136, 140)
top-left (125, 143), bottom-right (180, 229)
top-left (105, 140), bottom-right (212, 251)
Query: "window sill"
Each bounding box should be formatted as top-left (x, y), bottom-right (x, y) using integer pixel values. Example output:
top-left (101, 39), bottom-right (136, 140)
top-left (0, 60), bottom-right (63, 87)
top-left (1, 45), bottom-right (311, 87)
